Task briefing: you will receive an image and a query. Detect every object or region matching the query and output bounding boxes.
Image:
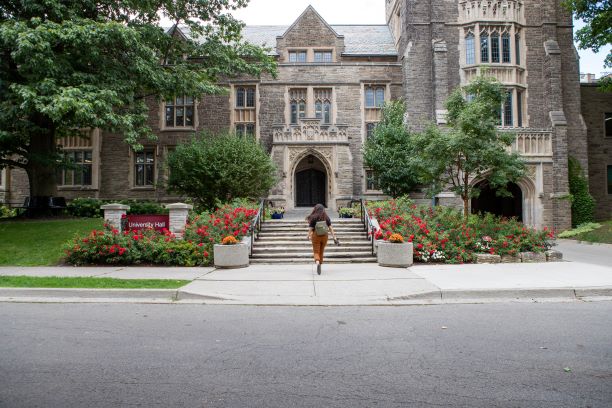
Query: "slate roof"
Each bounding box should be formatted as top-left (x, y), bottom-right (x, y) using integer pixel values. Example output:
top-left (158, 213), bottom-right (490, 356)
top-left (241, 24), bottom-right (398, 56)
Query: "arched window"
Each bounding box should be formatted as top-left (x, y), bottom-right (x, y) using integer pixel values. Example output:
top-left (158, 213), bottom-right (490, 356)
top-left (314, 88), bottom-right (332, 124)
top-left (491, 31), bottom-right (500, 63)
top-left (502, 32), bottom-right (511, 63)
top-left (323, 101), bottom-right (331, 124)
top-left (480, 30), bottom-right (489, 63)
top-left (289, 88), bottom-right (307, 124)
top-left (465, 32), bottom-right (475, 65)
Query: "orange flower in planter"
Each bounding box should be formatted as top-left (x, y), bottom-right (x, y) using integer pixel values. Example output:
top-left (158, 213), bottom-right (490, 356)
top-left (222, 236), bottom-right (239, 245)
top-left (389, 233), bottom-right (404, 243)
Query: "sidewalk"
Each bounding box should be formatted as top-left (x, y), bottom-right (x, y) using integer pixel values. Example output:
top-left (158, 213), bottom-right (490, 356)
top-left (1, 261), bottom-right (611, 305)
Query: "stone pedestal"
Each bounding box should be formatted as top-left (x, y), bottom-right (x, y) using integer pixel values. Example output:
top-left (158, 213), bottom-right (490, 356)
top-left (166, 203), bottom-right (193, 238)
top-left (101, 204), bottom-right (130, 230)
top-left (214, 243), bottom-right (249, 269)
top-left (377, 241), bottom-right (413, 268)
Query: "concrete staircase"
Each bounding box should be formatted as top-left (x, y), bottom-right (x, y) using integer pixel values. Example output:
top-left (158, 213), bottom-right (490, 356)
top-left (250, 218), bottom-right (377, 264)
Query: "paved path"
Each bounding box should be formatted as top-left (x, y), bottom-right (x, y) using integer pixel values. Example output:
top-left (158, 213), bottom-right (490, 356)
top-left (555, 239), bottom-right (612, 267)
top-left (1, 260), bottom-right (611, 305)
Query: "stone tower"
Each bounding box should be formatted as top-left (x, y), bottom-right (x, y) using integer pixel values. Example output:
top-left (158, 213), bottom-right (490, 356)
top-left (386, 0), bottom-right (587, 230)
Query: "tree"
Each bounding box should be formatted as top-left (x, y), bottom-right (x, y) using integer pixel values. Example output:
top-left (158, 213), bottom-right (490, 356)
top-left (564, 0), bottom-right (612, 91)
top-left (362, 100), bottom-right (420, 197)
top-left (167, 134), bottom-right (277, 209)
top-left (0, 0), bottom-right (276, 199)
top-left (410, 76), bottom-right (526, 218)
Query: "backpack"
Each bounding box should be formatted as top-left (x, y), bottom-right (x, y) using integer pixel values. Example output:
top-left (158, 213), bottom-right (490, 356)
top-left (315, 220), bottom-right (329, 236)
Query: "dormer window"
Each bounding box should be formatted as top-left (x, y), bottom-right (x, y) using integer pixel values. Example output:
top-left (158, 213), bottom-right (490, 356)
top-left (314, 50), bottom-right (333, 63)
top-left (289, 50), bottom-right (307, 63)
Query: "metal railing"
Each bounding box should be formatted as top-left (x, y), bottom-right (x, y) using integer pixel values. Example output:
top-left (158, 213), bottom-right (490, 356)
top-left (248, 199), bottom-right (266, 257)
top-left (360, 199), bottom-right (377, 256)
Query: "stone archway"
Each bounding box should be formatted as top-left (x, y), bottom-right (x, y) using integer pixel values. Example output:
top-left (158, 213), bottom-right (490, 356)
top-left (471, 180), bottom-right (524, 221)
top-left (294, 154), bottom-right (328, 207)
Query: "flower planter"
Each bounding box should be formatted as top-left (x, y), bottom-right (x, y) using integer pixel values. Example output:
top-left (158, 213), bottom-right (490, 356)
top-left (377, 241), bottom-right (413, 268)
top-left (214, 243), bottom-right (249, 269)
top-left (271, 213), bottom-right (284, 219)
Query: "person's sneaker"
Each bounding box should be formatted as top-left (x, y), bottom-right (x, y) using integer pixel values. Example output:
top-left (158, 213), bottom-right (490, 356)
top-left (316, 261), bottom-right (321, 275)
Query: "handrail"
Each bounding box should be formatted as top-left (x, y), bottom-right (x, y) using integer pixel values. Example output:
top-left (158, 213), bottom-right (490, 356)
top-left (248, 199), bottom-right (266, 257)
top-left (360, 199), bottom-right (377, 256)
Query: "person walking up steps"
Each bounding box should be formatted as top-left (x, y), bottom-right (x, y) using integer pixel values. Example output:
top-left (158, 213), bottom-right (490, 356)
top-left (307, 204), bottom-right (339, 275)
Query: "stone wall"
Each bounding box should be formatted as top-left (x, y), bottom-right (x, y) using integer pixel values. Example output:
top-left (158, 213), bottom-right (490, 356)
top-left (581, 84), bottom-right (612, 220)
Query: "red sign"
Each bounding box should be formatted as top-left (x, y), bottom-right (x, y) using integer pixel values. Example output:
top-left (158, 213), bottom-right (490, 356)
top-left (127, 215), bottom-right (170, 232)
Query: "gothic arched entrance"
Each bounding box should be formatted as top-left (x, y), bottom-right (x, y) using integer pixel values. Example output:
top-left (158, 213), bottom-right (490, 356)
top-left (295, 155), bottom-right (327, 207)
top-left (471, 181), bottom-right (523, 221)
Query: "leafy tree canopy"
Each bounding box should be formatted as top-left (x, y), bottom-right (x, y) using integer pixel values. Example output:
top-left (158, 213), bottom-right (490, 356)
top-left (410, 76), bottom-right (526, 218)
top-left (362, 100), bottom-right (420, 197)
top-left (167, 133), bottom-right (277, 210)
top-left (565, 0), bottom-right (612, 91)
top-left (0, 0), bottom-right (276, 197)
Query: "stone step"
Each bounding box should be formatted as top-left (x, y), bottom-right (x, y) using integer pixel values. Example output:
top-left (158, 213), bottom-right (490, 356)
top-left (251, 251), bottom-right (375, 259)
top-left (250, 257), bottom-right (377, 264)
top-left (258, 232), bottom-right (368, 238)
top-left (252, 246), bottom-right (373, 254)
top-left (253, 241), bottom-right (371, 247)
top-left (261, 226), bottom-right (365, 234)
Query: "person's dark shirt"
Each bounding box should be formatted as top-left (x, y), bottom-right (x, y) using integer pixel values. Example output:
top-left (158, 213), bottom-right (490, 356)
top-left (309, 215), bottom-right (331, 229)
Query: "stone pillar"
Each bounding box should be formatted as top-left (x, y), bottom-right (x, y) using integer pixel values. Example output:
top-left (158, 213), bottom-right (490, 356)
top-left (166, 203), bottom-right (193, 238)
top-left (101, 204), bottom-right (129, 230)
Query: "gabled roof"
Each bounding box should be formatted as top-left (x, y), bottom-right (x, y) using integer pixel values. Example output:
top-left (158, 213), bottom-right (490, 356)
top-left (279, 5), bottom-right (343, 40)
top-left (241, 25), bottom-right (397, 56)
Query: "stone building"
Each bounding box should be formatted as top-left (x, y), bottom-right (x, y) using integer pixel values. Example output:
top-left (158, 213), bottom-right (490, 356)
top-left (2, 1), bottom-right (611, 229)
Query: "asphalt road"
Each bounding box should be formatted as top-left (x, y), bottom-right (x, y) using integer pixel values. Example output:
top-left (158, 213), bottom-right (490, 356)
top-left (1, 303), bottom-right (611, 408)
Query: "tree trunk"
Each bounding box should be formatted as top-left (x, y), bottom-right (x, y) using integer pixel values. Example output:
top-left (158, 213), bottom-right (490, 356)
top-left (25, 130), bottom-right (58, 198)
top-left (463, 196), bottom-right (469, 220)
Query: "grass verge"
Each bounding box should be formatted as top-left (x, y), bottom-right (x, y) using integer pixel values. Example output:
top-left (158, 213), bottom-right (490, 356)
top-left (568, 220), bottom-right (612, 244)
top-left (0, 218), bottom-right (103, 266)
top-left (0, 276), bottom-right (190, 289)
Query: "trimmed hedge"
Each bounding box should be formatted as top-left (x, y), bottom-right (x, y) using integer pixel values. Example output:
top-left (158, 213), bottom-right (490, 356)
top-left (66, 198), bottom-right (168, 218)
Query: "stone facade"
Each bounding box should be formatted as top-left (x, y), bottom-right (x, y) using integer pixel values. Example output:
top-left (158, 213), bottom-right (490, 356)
top-left (2, 1), bottom-right (609, 230)
top-left (581, 84), bottom-right (612, 220)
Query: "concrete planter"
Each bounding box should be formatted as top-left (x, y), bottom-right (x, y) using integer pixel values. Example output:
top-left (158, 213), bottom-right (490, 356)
top-left (520, 252), bottom-right (546, 263)
top-left (501, 254), bottom-right (521, 263)
top-left (214, 243), bottom-right (249, 269)
top-left (377, 241), bottom-right (413, 268)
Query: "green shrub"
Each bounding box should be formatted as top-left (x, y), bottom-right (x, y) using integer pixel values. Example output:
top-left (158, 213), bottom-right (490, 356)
top-left (568, 157), bottom-right (595, 227)
top-left (66, 198), bottom-right (167, 218)
top-left (66, 198), bottom-right (105, 218)
top-left (118, 200), bottom-right (168, 215)
top-left (557, 222), bottom-right (602, 238)
top-left (0, 205), bottom-right (20, 219)
top-left (167, 133), bottom-right (277, 210)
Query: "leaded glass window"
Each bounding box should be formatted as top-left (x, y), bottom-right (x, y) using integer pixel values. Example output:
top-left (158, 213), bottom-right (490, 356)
top-left (165, 96), bottom-right (194, 127)
top-left (466, 33), bottom-right (475, 65)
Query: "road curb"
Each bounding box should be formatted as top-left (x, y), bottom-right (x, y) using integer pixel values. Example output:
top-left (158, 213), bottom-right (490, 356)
top-left (0, 288), bottom-right (178, 300)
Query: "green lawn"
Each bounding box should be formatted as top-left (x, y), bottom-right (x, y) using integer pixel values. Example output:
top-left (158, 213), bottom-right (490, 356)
top-left (569, 220), bottom-right (612, 244)
top-left (0, 276), bottom-right (189, 289)
top-left (0, 218), bottom-right (103, 266)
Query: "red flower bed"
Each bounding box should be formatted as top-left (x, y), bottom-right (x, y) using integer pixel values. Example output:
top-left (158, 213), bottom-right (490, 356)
top-left (369, 197), bottom-right (555, 264)
top-left (64, 202), bottom-right (259, 266)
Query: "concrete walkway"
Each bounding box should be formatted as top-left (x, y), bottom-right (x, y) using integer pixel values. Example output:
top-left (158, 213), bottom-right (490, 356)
top-left (1, 259), bottom-right (611, 305)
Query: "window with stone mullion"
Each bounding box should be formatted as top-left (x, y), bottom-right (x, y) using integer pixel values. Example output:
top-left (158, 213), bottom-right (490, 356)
top-left (59, 150), bottom-right (93, 186)
top-left (165, 96), bottom-right (194, 127)
top-left (480, 31), bottom-right (489, 63)
top-left (314, 89), bottom-right (332, 124)
top-left (289, 88), bottom-right (307, 125)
